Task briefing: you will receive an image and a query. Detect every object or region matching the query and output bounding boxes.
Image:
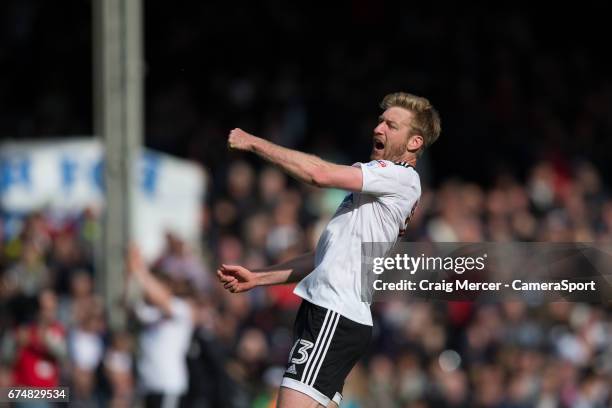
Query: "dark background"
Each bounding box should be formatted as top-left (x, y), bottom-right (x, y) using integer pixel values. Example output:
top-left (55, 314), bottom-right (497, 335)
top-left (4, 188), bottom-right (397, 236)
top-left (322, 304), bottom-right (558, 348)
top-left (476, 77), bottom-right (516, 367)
top-left (1, 1), bottom-right (610, 188)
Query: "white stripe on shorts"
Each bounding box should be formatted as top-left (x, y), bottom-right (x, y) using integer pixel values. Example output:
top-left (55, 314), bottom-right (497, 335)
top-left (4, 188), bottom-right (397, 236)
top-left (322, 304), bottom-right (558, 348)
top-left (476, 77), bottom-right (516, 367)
top-left (300, 309), bottom-right (332, 383)
top-left (308, 312), bottom-right (340, 386)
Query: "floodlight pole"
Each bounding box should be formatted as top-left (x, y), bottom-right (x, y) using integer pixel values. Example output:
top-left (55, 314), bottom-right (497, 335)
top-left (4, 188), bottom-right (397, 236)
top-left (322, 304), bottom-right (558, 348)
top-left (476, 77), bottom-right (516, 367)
top-left (93, 0), bottom-right (143, 329)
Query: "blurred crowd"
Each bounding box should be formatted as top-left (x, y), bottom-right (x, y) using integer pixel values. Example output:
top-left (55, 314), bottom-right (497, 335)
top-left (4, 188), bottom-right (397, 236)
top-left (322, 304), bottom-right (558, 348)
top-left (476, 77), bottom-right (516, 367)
top-left (1, 156), bottom-right (611, 407)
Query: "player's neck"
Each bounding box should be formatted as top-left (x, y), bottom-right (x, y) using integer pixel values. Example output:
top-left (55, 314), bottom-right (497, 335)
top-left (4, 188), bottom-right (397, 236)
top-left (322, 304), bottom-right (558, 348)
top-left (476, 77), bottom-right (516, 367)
top-left (394, 153), bottom-right (417, 167)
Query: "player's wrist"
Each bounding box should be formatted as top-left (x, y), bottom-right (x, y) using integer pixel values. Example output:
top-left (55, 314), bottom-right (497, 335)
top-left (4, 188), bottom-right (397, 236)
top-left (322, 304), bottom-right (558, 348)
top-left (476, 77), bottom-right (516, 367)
top-left (252, 271), bottom-right (265, 287)
top-left (246, 135), bottom-right (260, 153)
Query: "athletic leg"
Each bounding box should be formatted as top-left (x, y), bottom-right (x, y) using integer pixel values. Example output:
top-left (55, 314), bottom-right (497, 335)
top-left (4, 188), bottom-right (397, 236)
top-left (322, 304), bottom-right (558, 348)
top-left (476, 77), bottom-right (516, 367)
top-left (277, 386), bottom-right (325, 408)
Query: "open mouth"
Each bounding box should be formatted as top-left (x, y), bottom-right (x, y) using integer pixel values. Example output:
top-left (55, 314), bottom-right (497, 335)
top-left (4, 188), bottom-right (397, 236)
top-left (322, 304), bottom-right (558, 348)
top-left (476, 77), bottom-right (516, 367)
top-left (374, 140), bottom-right (385, 151)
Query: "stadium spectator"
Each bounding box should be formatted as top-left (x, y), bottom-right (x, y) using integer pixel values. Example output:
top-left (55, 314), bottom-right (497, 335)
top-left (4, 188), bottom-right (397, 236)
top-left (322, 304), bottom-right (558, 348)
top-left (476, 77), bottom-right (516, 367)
top-left (103, 331), bottom-right (136, 407)
top-left (2, 289), bottom-right (66, 391)
top-left (154, 231), bottom-right (211, 294)
top-left (125, 245), bottom-right (196, 408)
top-left (67, 295), bottom-right (105, 405)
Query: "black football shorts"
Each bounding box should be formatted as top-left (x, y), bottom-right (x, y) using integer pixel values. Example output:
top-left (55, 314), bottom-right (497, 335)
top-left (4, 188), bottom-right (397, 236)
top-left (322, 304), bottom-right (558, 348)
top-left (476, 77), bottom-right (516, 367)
top-left (281, 300), bottom-right (372, 406)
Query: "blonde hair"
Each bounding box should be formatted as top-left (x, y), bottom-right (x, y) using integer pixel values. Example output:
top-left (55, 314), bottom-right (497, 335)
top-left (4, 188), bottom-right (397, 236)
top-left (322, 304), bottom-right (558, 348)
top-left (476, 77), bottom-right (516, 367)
top-left (380, 92), bottom-right (441, 154)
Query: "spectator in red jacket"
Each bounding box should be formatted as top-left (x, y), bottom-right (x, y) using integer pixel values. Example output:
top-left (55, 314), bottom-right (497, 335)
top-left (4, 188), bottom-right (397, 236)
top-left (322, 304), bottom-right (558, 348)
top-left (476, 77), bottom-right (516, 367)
top-left (5, 289), bottom-right (67, 388)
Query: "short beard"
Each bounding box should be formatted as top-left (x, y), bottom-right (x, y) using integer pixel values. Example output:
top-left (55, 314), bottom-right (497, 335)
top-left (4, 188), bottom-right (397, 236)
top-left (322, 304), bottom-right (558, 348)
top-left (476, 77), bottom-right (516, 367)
top-left (382, 144), bottom-right (406, 161)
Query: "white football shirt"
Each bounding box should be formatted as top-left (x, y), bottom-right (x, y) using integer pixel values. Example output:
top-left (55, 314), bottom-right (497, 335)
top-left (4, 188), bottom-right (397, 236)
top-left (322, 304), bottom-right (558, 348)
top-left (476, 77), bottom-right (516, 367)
top-left (135, 298), bottom-right (193, 394)
top-left (294, 160), bottom-right (421, 325)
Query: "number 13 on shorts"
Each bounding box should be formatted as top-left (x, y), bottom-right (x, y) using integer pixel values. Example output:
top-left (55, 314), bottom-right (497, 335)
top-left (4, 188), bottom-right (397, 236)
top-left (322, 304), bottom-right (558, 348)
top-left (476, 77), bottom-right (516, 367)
top-left (288, 338), bottom-right (314, 364)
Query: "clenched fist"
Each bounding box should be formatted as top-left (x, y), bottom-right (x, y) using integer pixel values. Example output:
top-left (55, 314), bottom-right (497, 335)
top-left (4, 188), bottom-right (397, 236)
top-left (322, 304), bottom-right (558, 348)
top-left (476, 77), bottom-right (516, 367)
top-left (228, 128), bottom-right (256, 151)
top-left (217, 264), bottom-right (257, 293)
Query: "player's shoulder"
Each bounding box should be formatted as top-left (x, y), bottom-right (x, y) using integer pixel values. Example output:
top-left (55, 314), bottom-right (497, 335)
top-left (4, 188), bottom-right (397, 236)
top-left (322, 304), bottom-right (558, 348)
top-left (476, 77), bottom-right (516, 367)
top-left (393, 161), bottom-right (415, 170)
top-left (362, 159), bottom-right (417, 170)
top-left (393, 161), bottom-right (421, 188)
top-left (392, 161), bottom-right (419, 177)
top-left (359, 160), bottom-right (419, 180)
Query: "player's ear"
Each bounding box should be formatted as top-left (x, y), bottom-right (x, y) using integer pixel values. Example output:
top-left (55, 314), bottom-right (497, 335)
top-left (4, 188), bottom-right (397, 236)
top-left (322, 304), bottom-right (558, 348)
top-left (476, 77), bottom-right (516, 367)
top-left (407, 134), bottom-right (423, 152)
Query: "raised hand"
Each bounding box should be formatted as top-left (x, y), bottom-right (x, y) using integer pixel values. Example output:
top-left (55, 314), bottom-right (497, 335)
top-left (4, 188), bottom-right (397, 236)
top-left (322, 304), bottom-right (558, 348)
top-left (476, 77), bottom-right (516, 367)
top-left (227, 128), bottom-right (256, 151)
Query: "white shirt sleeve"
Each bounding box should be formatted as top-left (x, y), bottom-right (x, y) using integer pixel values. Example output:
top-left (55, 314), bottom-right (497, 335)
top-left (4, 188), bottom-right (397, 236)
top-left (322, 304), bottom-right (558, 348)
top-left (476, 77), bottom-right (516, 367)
top-left (356, 160), bottom-right (400, 196)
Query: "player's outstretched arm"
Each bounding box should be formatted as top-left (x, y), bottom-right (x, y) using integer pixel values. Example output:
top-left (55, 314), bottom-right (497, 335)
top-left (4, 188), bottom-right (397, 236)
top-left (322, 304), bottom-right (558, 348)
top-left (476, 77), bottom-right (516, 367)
top-left (217, 251), bottom-right (315, 293)
top-left (228, 128), bottom-right (363, 191)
